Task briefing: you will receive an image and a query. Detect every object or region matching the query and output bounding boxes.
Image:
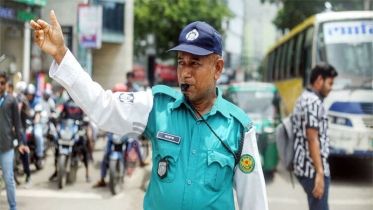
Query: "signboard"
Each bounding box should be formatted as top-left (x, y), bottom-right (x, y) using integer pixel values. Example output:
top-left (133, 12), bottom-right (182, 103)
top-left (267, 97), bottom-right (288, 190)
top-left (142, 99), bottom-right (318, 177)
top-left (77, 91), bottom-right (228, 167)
top-left (62, 26), bottom-right (73, 52)
top-left (155, 64), bottom-right (178, 83)
top-left (78, 5), bottom-right (102, 49)
top-left (14, 0), bottom-right (47, 7)
top-left (324, 21), bottom-right (373, 44)
top-left (133, 66), bottom-right (146, 80)
top-left (0, 6), bottom-right (36, 21)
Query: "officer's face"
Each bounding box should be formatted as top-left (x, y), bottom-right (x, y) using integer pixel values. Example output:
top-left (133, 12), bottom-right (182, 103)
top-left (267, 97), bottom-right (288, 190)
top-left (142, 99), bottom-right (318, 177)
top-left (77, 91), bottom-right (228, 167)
top-left (177, 52), bottom-right (223, 102)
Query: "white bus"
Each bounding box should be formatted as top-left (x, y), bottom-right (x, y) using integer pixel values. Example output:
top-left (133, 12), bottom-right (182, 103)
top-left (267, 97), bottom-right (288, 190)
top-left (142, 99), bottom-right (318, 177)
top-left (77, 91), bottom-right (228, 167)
top-left (262, 11), bottom-right (373, 157)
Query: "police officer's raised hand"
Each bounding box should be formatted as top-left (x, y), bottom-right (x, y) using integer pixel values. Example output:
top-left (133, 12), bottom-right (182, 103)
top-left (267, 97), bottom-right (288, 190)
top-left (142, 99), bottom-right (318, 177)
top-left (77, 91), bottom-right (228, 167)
top-left (30, 10), bottom-right (67, 64)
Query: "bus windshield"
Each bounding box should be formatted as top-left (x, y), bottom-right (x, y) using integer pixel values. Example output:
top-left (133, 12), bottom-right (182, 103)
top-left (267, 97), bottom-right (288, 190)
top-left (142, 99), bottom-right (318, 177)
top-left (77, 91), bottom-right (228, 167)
top-left (318, 20), bottom-right (373, 89)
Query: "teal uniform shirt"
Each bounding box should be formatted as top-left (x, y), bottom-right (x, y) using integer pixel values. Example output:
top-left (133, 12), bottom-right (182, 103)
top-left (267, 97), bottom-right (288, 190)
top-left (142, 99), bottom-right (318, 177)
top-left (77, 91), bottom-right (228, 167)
top-left (143, 85), bottom-right (252, 210)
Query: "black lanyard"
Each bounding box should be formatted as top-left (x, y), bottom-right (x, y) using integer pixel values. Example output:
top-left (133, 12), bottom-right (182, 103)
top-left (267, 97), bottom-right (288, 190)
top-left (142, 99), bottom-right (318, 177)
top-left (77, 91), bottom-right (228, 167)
top-left (185, 96), bottom-right (240, 165)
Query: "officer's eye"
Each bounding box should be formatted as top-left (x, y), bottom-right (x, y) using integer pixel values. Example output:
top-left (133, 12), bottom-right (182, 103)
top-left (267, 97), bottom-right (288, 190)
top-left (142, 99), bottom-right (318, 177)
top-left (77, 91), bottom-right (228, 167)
top-left (191, 62), bottom-right (200, 66)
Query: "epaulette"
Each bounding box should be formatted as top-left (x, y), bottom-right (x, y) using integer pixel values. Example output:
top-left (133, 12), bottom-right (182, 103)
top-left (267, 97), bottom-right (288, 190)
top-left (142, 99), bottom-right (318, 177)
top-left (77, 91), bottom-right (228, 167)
top-left (152, 85), bottom-right (181, 100)
top-left (223, 100), bottom-right (254, 132)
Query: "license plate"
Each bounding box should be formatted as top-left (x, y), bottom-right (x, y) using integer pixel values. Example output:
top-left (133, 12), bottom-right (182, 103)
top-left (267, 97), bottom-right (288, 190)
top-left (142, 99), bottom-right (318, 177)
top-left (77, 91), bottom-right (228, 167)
top-left (58, 139), bottom-right (74, 146)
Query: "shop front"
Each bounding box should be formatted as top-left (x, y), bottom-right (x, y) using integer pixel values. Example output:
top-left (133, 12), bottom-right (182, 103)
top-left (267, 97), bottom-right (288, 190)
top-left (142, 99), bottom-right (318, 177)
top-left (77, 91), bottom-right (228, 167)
top-left (0, 0), bottom-right (46, 85)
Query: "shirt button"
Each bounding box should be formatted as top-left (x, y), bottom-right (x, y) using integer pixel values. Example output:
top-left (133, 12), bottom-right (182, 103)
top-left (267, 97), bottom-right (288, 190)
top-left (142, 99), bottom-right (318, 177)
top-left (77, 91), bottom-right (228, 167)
top-left (196, 121), bottom-right (200, 125)
top-left (192, 150), bottom-right (196, 154)
top-left (187, 180), bottom-right (192, 185)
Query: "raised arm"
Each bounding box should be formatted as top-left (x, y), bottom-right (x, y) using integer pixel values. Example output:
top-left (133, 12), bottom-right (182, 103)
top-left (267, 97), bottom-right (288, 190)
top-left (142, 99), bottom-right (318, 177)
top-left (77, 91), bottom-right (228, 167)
top-left (30, 11), bottom-right (154, 136)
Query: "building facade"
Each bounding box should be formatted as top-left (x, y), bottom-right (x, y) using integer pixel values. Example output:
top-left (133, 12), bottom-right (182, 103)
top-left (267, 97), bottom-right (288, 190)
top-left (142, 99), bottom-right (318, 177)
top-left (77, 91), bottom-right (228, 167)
top-left (244, 0), bottom-right (278, 80)
top-left (0, 0), bottom-right (46, 84)
top-left (42, 0), bottom-right (133, 90)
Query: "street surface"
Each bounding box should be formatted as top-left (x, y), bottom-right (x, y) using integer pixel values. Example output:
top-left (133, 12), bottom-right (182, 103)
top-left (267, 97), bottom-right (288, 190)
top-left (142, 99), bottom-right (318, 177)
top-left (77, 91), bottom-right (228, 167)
top-left (0, 137), bottom-right (372, 210)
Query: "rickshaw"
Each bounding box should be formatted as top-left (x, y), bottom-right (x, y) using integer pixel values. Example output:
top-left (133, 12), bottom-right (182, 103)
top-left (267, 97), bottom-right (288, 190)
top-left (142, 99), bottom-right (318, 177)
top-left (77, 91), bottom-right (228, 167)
top-left (222, 82), bottom-right (281, 179)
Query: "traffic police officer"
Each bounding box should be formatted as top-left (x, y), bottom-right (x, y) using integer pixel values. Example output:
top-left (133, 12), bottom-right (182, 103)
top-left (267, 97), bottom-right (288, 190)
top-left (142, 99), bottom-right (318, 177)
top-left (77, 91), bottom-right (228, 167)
top-left (30, 11), bottom-right (268, 210)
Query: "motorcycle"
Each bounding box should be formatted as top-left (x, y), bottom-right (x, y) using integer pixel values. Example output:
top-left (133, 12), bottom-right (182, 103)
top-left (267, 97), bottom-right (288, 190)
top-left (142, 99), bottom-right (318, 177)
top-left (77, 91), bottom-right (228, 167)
top-left (57, 117), bottom-right (89, 189)
top-left (107, 133), bottom-right (126, 195)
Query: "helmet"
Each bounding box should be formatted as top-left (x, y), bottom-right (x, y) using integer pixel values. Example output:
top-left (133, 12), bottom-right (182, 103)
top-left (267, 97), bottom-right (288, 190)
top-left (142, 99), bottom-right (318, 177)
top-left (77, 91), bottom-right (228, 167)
top-left (16, 81), bottom-right (27, 93)
top-left (25, 84), bottom-right (36, 95)
top-left (43, 89), bottom-right (52, 98)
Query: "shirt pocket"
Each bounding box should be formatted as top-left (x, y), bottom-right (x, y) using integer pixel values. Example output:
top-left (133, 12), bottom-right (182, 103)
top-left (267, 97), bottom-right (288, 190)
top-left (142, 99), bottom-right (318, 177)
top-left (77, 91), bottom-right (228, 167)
top-left (204, 150), bottom-right (234, 192)
top-left (154, 143), bottom-right (182, 183)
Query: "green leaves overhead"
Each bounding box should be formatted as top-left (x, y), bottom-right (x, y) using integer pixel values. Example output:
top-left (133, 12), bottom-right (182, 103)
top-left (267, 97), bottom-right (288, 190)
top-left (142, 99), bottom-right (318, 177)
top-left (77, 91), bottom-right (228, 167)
top-left (134, 0), bottom-right (232, 59)
top-left (261, 0), bottom-right (369, 32)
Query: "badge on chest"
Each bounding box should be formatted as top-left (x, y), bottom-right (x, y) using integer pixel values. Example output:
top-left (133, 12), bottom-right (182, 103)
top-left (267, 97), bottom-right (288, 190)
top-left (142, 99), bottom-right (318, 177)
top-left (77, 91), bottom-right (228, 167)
top-left (158, 157), bottom-right (168, 179)
top-left (156, 131), bottom-right (181, 144)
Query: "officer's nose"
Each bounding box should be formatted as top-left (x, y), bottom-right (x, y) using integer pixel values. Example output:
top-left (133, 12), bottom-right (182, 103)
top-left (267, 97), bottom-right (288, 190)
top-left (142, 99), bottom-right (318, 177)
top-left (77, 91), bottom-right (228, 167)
top-left (179, 66), bottom-right (192, 79)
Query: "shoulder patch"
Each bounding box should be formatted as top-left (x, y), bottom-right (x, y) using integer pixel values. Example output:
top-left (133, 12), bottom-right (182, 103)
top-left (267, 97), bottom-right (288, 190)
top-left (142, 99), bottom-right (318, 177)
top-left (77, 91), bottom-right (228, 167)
top-left (238, 154), bottom-right (255, 174)
top-left (152, 85), bottom-right (181, 99)
top-left (222, 100), bottom-right (253, 132)
top-left (118, 92), bottom-right (134, 104)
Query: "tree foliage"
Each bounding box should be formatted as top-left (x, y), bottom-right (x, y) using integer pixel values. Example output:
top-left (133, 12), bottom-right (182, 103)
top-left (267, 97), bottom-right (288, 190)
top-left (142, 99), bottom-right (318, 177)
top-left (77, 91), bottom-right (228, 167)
top-left (134, 0), bottom-right (232, 59)
top-left (261, 0), bottom-right (369, 32)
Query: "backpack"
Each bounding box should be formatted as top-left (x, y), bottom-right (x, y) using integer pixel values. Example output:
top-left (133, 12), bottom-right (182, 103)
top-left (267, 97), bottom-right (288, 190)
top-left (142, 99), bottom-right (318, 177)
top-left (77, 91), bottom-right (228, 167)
top-left (275, 115), bottom-right (295, 187)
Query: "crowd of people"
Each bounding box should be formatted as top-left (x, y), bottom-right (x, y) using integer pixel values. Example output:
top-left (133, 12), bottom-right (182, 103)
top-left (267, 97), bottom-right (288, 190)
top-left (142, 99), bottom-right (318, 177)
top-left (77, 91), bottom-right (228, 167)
top-left (1, 71), bottom-right (151, 210)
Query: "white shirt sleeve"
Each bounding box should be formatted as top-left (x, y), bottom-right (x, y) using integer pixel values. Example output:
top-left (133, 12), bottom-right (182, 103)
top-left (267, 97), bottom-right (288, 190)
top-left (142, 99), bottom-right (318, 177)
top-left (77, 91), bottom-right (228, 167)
top-left (234, 127), bottom-right (268, 210)
top-left (49, 50), bottom-right (154, 136)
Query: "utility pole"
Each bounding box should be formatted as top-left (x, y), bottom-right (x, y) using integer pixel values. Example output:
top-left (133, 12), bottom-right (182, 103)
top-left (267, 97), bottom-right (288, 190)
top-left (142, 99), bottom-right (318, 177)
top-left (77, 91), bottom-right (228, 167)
top-left (365, 0), bottom-right (371, 10)
top-left (23, 21), bottom-right (31, 83)
top-left (124, 0), bottom-right (134, 76)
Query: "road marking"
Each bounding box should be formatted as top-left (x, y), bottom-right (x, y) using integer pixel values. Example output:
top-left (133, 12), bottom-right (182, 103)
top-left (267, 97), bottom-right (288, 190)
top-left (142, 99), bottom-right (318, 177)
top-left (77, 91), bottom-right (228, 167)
top-left (268, 197), bottom-right (303, 204)
top-left (1, 189), bottom-right (372, 206)
top-left (329, 199), bottom-right (373, 206)
top-left (1, 189), bottom-right (102, 200)
top-left (268, 197), bottom-right (373, 206)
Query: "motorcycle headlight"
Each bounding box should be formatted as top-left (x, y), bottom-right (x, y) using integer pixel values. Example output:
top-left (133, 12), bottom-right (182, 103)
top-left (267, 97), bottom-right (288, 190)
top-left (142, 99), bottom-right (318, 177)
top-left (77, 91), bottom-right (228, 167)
top-left (60, 129), bottom-right (72, 139)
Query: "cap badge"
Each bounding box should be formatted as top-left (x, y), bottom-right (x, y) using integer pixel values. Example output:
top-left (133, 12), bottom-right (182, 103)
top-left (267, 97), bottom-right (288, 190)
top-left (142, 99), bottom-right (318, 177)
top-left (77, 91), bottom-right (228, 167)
top-left (186, 29), bottom-right (199, 41)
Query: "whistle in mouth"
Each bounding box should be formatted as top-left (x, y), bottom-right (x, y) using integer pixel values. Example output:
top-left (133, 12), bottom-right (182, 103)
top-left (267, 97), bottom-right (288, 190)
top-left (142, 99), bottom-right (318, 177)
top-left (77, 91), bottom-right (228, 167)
top-left (181, 84), bottom-right (190, 92)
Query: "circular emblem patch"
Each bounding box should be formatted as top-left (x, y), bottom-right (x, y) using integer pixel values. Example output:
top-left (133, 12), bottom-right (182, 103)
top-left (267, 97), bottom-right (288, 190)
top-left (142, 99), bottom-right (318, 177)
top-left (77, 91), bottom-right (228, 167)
top-left (239, 154), bottom-right (255, 174)
top-left (186, 29), bottom-right (199, 41)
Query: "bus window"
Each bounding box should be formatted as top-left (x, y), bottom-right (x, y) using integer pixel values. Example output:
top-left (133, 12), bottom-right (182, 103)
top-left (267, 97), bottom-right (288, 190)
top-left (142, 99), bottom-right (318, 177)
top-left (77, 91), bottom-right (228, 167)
top-left (294, 32), bottom-right (305, 77)
top-left (286, 39), bottom-right (295, 79)
top-left (274, 47), bottom-right (282, 81)
top-left (303, 26), bottom-right (314, 86)
top-left (267, 52), bottom-right (275, 82)
top-left (280, 42), bottom-right (288, 80)
top-left (317, 27), bottom-right (327, 62)
top-left (304, 26), bottom-right (314, 48)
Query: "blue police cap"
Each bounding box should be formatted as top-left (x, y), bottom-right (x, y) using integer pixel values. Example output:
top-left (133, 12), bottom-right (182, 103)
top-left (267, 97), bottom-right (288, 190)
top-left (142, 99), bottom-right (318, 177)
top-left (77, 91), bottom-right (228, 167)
top-left (166, 21), bottom-right (222, 56)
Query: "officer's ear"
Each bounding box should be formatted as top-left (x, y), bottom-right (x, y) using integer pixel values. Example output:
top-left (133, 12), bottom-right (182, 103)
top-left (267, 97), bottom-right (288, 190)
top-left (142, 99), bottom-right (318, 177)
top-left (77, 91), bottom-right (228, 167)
top-left (214, 58), bottom-right (224, 80)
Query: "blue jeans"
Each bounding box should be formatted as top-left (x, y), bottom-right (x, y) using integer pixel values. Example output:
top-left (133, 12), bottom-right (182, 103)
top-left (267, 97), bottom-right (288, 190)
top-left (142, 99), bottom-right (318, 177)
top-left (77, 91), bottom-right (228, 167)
top-left (33, 124), bottom-right (44, 157)
top-left (0, 149), bottom-right (17, 210)
top-left (296, 175), bottom-right (330, 210)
